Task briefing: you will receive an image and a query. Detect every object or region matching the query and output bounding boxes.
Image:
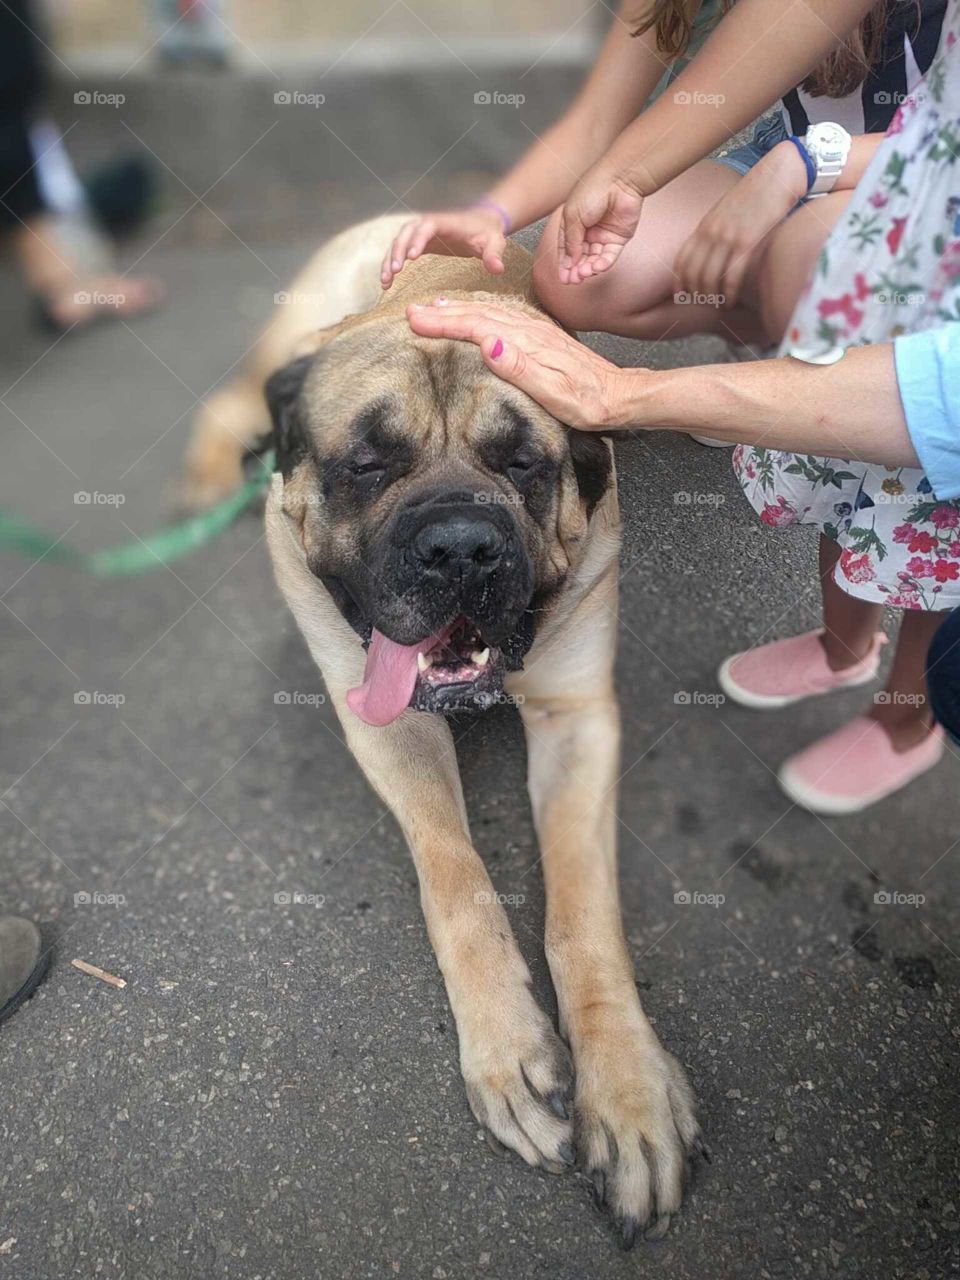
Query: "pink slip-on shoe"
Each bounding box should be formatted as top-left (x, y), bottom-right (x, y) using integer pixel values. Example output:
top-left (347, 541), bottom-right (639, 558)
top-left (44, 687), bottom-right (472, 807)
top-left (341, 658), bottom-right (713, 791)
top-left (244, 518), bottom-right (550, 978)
top-left (718, 628), bottom-right (887, 710)
top-left (779, 716), bottom-right (944, 815)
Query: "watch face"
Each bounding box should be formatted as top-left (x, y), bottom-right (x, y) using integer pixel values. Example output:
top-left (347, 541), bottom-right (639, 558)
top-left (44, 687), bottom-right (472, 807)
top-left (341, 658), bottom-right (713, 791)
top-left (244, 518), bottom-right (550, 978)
top-left (809, 123), bottom-right (847, 156)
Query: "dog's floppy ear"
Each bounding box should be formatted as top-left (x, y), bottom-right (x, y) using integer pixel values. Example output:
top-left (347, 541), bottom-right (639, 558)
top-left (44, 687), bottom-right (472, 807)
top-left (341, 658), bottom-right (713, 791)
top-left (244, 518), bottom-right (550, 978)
top-left (264, 354), bottom-right (315, 478)
top-left (567, 429), bottom-right (612, 516)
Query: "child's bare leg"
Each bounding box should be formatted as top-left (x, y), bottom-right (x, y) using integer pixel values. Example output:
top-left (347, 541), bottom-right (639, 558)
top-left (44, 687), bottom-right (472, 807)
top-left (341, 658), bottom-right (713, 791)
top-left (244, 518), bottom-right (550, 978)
top-left (818, 535), bottom-right (940, 749)
top-left (870, 612), bottom-right (942, 750)
top-left (818, 534), bottom-right (884, 671)
top-left (749, 193), bottom-right (852, 342)
top-left (533, 167), bottom-right (851, 348)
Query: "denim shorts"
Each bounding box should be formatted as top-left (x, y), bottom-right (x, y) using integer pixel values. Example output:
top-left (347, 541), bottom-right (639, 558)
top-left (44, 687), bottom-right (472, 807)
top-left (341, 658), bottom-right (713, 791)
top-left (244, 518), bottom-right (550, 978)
top-left (715, 113), bottom-right (789, 177)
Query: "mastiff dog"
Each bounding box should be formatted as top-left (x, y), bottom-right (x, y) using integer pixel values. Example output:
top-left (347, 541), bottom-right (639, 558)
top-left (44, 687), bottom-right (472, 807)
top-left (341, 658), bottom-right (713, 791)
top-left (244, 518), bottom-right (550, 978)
top-left (182, 214), bottom-right (703, 1245)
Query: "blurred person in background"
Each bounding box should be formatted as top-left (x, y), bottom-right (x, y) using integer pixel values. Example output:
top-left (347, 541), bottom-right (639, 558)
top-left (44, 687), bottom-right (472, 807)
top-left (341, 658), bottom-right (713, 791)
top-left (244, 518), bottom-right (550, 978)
top-left (153, 0), bottom-right (229, 69)
top-left (0, 0), bottom-right (162, 332)
top-left (0, 0), bottom-right (163, 1025)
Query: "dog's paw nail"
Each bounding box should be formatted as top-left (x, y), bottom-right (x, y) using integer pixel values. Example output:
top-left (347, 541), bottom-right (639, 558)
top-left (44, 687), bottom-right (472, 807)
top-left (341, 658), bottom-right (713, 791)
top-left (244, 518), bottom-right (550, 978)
top-left (589, 1168), bottom-right (606, 1207)
top-left (547, 1089), bottom-right (569, 1119)
top-left (644, 1214), bottom-right (672, 1243)
top-left (483, 1129), bottom-right (508, 1156)
top-left (557, 1139), bottom-right (576, 1166)
top-left (696, 1138), bottom-right (712, 1163)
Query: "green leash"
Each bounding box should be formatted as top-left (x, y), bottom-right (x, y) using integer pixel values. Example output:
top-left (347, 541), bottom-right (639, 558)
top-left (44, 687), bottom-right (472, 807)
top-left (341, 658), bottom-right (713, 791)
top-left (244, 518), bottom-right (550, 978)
top-left (0, 452), bottom-right (274, 578)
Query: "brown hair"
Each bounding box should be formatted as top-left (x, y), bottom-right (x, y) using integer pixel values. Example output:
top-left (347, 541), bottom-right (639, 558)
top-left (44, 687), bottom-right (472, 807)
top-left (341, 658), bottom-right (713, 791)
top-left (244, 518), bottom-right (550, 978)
top-left (630, 1), bottom-right (918, 99)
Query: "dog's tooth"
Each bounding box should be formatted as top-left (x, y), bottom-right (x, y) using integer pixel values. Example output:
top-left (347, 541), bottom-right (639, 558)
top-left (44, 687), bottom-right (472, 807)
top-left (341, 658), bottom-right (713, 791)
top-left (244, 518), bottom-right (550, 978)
top-left (472, 648), bottom-right (490, 667)
top-left (417, 651), bottom-right (432, 672)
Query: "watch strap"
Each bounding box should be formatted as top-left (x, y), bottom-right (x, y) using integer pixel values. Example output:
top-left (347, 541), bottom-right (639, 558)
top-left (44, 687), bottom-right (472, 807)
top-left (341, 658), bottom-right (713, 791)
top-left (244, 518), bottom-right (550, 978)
top-left (786, 136), bottom-right (817, 193)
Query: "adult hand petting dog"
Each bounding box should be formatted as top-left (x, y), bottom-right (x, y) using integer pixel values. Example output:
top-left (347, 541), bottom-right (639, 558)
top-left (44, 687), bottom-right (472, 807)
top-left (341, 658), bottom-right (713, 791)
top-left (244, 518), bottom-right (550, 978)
top-left (408, 297), bottom-right (927, 471)
top-left (407, 298), bottom-right (629, 428)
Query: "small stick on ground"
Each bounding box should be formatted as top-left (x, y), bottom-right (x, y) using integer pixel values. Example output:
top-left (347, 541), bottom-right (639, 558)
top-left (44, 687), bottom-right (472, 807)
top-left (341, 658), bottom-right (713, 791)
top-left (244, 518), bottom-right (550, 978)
top-left (71, 958), bottom-right (127, 989)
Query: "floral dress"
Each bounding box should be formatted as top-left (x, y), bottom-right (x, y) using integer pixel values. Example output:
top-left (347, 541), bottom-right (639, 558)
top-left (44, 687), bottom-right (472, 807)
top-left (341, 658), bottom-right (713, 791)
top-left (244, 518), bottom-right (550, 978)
top-left (734, 4), bottom-right (960, 612)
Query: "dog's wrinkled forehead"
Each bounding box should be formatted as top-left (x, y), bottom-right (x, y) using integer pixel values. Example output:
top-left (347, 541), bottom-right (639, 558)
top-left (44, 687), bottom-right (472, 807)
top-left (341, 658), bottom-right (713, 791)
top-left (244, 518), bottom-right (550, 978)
top-left (306, 314), bottom-right (564, 456)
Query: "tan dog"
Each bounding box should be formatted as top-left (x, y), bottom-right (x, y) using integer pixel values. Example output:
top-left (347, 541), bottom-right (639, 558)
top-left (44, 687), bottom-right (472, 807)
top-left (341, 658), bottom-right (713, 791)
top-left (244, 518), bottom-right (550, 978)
top-left (182, 214), bottom-right (703, 1245)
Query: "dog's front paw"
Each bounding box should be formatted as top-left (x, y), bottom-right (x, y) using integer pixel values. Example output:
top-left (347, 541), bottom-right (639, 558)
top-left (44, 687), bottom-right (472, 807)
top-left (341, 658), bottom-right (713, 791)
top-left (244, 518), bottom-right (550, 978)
top-left (460, 991), bottom-right (576, 1172)
top-left (575, 1025), bottom-right (704, 1247)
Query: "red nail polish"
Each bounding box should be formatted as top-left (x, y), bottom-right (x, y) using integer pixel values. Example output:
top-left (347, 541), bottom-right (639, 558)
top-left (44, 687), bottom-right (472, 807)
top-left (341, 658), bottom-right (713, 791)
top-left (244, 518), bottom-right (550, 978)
top-left (491, 338), bottom-right (503, 360)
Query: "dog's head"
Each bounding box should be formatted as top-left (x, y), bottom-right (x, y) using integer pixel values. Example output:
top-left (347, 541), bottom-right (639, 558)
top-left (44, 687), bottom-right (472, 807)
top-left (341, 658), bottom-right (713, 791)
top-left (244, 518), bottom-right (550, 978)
top-left (267, 297), bottom-right (612, 725)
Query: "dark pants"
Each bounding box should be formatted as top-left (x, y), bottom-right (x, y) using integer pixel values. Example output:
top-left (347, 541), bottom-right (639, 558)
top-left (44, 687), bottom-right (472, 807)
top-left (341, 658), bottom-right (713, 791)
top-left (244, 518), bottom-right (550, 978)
top-left (0, 0), bottom-right (46, 229)
top-left (927, 609), bottom-right (960, 747)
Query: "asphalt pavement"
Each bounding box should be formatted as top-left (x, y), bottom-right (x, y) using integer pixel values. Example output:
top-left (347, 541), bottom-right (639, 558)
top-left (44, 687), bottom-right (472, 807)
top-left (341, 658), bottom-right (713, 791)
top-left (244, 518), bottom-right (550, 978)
top-left (0, 225), bottom-right (957, 1280)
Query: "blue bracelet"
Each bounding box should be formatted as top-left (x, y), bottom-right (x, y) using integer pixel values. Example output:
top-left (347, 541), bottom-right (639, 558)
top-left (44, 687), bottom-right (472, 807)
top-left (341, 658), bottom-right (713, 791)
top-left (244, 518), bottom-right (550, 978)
top-left (787, 136), bottom-right (817, 193)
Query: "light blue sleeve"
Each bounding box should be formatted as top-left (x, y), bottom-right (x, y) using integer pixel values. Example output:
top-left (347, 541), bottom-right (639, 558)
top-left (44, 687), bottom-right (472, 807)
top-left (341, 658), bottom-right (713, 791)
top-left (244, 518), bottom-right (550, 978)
top-left (894, 325), bottom-right (960, 500)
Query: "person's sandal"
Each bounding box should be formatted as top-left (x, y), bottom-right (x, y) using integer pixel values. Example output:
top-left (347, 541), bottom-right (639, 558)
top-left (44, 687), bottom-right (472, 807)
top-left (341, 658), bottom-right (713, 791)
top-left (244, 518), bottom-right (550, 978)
top-left (0, 917), bottom-right (48, 1025)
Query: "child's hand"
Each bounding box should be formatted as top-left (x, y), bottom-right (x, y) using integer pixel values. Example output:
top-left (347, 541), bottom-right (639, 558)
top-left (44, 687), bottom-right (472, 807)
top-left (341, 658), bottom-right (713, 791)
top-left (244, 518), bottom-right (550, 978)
top-left (674, 140), bottom-right (809, 308)
top-left (380, 208), bottom-right (507, 289)
top-left (557, 169), bottom-right (644, 284)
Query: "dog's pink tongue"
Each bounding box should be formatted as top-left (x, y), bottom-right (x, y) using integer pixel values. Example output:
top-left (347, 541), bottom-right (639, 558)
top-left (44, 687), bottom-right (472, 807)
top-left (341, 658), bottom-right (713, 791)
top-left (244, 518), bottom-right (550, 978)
top-left (346, 627), bottom-right (443, 727)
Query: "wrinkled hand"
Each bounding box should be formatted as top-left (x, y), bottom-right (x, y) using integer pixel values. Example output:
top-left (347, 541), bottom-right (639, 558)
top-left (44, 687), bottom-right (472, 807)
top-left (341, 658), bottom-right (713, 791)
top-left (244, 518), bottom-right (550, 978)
top-left (407, 298), bottom-right (627, 429)
top-left (674, 140), bottom-right (808, 308)
top-left (381, 208), bottom-right (506, 289)
top-left (557, 170), bottom-right (644, 285)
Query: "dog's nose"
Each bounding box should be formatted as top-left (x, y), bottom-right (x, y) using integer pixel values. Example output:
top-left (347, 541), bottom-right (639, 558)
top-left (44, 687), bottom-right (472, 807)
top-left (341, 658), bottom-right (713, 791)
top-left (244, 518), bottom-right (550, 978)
top-left (413, 515), bottom-right (505, 583)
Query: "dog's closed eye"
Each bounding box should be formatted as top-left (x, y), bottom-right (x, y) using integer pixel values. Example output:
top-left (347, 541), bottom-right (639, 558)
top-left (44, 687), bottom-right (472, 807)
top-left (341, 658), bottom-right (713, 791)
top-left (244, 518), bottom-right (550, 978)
top-left (347, 445), bottom-right (387, 479)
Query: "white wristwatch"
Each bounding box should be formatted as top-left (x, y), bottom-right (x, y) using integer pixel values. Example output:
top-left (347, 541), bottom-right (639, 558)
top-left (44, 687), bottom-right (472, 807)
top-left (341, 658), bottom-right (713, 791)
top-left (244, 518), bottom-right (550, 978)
top-left (803, 122), bottom-right (852, 198)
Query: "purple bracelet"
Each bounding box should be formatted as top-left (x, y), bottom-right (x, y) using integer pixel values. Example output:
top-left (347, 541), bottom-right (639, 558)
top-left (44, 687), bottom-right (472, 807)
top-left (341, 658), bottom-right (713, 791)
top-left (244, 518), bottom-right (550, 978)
top-left (470, 196), bottom-right (512, 235)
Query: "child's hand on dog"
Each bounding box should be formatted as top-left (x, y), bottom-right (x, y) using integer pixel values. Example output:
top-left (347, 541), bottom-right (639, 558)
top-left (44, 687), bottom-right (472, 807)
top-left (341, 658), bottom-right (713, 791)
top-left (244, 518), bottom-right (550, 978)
top-left (381, 207), bottom-right (507, 288)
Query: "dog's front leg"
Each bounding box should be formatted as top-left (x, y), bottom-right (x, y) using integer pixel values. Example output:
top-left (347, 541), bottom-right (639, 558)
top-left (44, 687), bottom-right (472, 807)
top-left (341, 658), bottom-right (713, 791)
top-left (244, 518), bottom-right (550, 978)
top-left (333, 703), bottom-right (575, 1171)
top-left (514, 581), bottom-right (703, 1243)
